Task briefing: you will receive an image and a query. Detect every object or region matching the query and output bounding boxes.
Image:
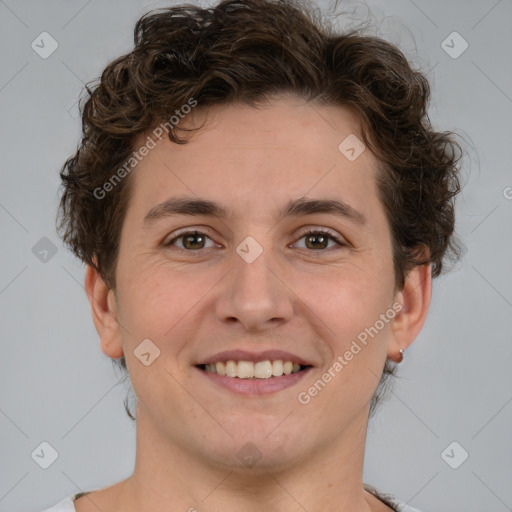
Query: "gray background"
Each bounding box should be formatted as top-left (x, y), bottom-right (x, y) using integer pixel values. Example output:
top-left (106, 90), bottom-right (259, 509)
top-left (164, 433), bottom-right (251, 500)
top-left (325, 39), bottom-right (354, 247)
top-left (1, 0), bottom-right (511, 511)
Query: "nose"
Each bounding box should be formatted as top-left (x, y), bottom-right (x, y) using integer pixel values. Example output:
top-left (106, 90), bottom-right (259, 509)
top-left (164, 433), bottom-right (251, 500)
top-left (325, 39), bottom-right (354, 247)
top-left (214, 245), bottom-right (294, 332)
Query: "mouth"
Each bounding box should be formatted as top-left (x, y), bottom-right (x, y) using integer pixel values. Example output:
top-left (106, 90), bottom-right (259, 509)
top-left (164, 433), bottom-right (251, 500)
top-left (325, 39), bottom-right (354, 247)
top-left (197, 359), bottom-right (310, 379)
top-left (195, 350), bottom-right (314, 395)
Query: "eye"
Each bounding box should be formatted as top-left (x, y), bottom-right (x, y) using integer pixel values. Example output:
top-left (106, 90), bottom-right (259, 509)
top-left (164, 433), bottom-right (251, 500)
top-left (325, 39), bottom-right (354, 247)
top-left (164, 229), bottom-right (345, 252)
top-left (293, 229), bottom-right (345, 251)
top-left (165, 230), bottom-right (217, 250)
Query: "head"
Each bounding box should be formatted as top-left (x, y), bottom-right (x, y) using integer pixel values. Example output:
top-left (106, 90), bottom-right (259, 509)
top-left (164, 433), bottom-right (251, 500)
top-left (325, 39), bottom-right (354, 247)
top-left (57, 0), bottom-right (462, 468)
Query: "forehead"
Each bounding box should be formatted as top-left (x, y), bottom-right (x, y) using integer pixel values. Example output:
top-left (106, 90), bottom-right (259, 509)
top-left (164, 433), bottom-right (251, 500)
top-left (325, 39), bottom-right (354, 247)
top-left (125, 97), bottom-right (381, 222)
top-left (155, 97), bottom-right (367, 163)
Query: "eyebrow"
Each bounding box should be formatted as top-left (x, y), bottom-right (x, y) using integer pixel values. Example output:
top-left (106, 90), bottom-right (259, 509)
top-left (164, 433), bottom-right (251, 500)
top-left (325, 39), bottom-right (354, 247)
top-left (143, 196), bottom-right (367, 226)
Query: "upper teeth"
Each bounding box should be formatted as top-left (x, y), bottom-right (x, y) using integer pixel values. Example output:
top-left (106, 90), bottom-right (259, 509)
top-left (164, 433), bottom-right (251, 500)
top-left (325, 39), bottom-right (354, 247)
top-left (205, 360), bottom-right (302, 379)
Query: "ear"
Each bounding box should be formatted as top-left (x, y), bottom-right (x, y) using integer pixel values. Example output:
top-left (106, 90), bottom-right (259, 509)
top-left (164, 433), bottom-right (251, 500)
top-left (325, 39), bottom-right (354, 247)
top-left (84, 264), bottom-right (124, 359)
top-left (387, 262), bottom-right (432, 361)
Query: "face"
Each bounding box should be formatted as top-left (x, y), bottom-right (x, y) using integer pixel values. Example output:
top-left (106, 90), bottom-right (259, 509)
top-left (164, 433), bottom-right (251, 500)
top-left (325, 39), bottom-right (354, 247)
top-left (93, 96), bottom-right (417, 472)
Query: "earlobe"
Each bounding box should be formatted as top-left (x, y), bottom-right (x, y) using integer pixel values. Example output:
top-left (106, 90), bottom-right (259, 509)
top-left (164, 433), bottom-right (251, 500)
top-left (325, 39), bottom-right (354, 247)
top-left (84, 264), bottom-right (125, 359)
top-left (388, 262), bottom-right (432, 362)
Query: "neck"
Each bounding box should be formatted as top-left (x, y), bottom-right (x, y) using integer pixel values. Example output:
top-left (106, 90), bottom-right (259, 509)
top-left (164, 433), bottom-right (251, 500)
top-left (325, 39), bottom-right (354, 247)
top-left (113, 405), bottom-right (378, 512)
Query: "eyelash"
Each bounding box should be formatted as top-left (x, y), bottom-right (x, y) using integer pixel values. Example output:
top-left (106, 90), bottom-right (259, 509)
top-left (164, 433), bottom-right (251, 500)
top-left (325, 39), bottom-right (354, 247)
top-left (164, 228), bottom-right (346, 252)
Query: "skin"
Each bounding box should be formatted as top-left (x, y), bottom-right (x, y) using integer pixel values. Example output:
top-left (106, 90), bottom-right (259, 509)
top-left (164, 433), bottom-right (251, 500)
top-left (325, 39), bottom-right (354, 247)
top-left (81, 95), bottom-right (431, 512)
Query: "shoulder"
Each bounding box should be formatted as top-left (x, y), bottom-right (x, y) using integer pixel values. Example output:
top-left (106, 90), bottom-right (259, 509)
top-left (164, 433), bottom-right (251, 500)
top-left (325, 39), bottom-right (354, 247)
top-left (37, 491), bottom-right (93, 512)
top-left (364, 483), bottom-right (424, 512)
top-left (393, 501), bottom-right (423, 512)
top-left (36, 496), bottom-right (76, 512)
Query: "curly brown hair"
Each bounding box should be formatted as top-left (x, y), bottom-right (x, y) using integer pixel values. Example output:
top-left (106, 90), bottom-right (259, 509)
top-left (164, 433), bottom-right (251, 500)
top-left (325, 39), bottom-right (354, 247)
top-left (57, 0), bottom-right (463, 419)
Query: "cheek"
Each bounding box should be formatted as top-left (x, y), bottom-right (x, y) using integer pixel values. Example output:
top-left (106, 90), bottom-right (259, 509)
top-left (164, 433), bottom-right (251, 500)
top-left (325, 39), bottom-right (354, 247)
top-left (115, 259), bottom-right (217, 358)
top-left (302, 284), bottom-right (394, 419)
top-left (120, 255), bottom-right (175, 308)
top-left (294, 270), bottom-right (395, 411)
top-left (295, 262), bottom-right (394, 337)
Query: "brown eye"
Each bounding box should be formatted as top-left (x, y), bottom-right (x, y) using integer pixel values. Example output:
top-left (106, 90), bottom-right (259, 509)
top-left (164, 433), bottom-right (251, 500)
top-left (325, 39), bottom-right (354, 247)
top-left (293, 230), bottom-right (345, 251)
top-left (166, 231), bottom-right (215, 250)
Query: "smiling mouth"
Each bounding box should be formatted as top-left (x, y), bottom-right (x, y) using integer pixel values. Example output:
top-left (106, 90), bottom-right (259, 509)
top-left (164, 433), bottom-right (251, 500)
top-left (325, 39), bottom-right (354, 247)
top-left (197, 360), bottom-right (311, 379)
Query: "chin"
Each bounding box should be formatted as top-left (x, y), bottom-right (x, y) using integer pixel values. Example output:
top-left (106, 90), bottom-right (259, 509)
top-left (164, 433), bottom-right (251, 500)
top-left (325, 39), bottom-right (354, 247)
top-left (203, 420), bottom-right (311, 472)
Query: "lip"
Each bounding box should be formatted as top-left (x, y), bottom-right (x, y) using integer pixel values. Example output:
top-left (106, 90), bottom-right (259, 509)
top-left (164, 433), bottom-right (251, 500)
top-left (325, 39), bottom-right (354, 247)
top-left (197, 349), bottom-right (314, 366)
top-left (196, 365), bottom-right (313, 396)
